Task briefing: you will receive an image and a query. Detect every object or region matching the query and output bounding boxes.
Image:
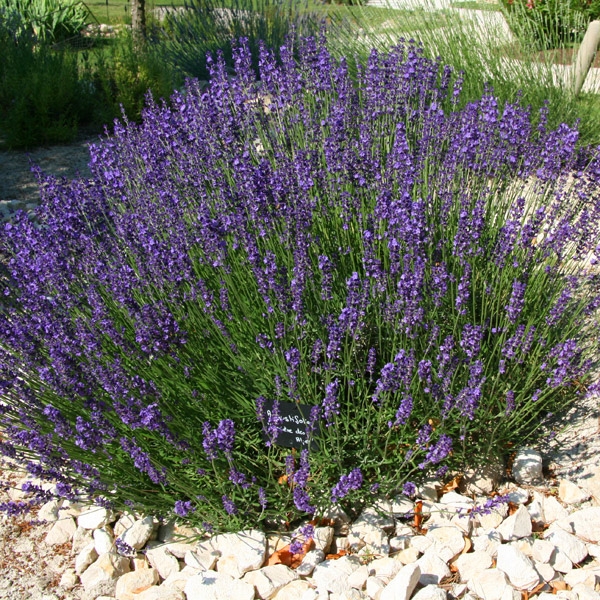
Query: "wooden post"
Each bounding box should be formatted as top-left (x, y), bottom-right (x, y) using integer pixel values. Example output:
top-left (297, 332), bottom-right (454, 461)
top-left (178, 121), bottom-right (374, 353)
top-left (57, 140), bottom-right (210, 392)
top-left (574, 20), bottom-right (600, 96)
top-left (131, 0), bottom-right (146, 44)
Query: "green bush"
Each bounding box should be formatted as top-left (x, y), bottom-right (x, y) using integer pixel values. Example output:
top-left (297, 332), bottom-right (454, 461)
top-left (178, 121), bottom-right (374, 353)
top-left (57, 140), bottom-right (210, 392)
top-left (159, 0), bottom-right (324, 81)
top-left (0, 0), bottom-right (91, 44)
top-left (2, 38), bottom-right (600, 532)
top-left (91, 31), bottom-right (182, 125)
top-left (500, 0), bottom-right (589, 50)
top-left (0, 28), bottom-right (95, 148)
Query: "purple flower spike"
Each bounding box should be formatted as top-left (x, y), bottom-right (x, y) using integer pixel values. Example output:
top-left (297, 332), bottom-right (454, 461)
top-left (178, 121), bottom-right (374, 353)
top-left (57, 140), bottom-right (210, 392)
top-left (331, 468), bottom-right (363, 503)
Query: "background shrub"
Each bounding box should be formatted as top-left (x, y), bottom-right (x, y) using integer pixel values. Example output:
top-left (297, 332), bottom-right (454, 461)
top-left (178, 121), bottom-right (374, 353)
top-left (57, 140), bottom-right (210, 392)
top-left (500, 0), bottom-right (589, 49)
top-left (1, 37), bottom-right (600, 533)
top-left (0, 0), bottom-right (91, 44)
top-left (159, 0), bottom-right (324, 80)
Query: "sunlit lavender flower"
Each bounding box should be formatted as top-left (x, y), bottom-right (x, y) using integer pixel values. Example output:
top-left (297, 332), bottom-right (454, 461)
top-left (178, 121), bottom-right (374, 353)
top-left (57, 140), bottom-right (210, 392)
top-left (174, 500), bottom-right (194, 517)
top-left (506, 280), bottom-right (527, 323)
top-left (331, 468), bottom-right (363, 503)
top-left (419, 434), bottom-right (453, 469)
top-left (293, 487), bottom-right (315, 514)
top-left (402, 481), bottom-right (417, 497)
top-left (322, 379), bottom-right (340, 426)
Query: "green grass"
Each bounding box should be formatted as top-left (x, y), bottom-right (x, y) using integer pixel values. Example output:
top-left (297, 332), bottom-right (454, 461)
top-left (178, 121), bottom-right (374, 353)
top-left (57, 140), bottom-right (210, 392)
top-left (450, 1), bottom-right (502, 10)
top-left (84, 0), bottom-right (188, 24)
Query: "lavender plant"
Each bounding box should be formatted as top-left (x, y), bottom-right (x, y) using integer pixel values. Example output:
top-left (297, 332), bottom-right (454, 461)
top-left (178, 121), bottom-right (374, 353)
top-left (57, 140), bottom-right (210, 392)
top-left (1, 36), bottom-right (600, 532)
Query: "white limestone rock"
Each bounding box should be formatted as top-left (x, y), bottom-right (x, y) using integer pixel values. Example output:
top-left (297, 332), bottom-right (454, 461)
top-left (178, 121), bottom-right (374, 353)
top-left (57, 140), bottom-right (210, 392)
top-left (184, 571), bottom-right (255, 600)
top-left (549, 547), bottom-right (573, 573)
top-left (133, 587), bottom-right (185, 600)
top-left (411, 536), bottom-right (433, 554)
top-left (527, 499), bottom-right (544, 526)
top-left (533, 560), bottom-right (555, 583)
top-left (468, 569), bottom-right (518, 600)
top-left (161, 566), bottom-right (200, 592)
top-left (296, 549), bottom-right (325, 577)
top-left (121, 516), bottom-right (155, 550)
top-left (395, 546), bottom-right (420, 564)
top-left (347, 564), bottom-right (369, 590)
top-left (352, 506), bottom-right (395, 533)
top-left (560, 507), bottom-right (600, 543)
top-left (242, 564), bottom-right (299, 599)
top-left (454, 550), bottom-right (493, 582)
top-left (460, 461), bottom-right (504, 496)
top-left (79, 551), bottom-right (131, 598)
top-left (472, 528), bottom-right (502, 557)
top-left (542, 496), bottom-right (569, 524)
top-left (94, 527), bottom-right (115, 555)
top-left (45, 515), bottom-right (77, 546)
top-left (165, 541), bottom-right (196, 559)
top-left (532, 538), bottom-right (555, 564)
top-left (564, 566), bottom-right (600, 588)
top-left (369, 557), bottom-right (403, 583)
top-left (114, 513), bottom-right (136, 538)
top-left (185, 547), bottom-right (219, 571)
top-left (313, 527), bottom-right (334, 554)
top-left (559, 480), bottom-right (591, 505)
top-left (390, 535), bottom-right (412, 552)
top-left (504, 487), bottom-right (530, 506)
top-left (478, 510), bottom-right (504, 530)
top-left (114, 567), bottom-right (159, 599)
top-left (72, 525), bottom-right (94, 553)
top-left (413, 585), bottom-right (448, 600)
top-left (212, 529), bottom-right (266, 578)
top-left (270, 580), bottom-right (313, 600)
top-left (439, 492), bottom-right (474, 513)
top-left (59, 568), bottom-right (78, 590)
top-left (417, 481), bottom-right (439, 502)
top-left (366, 575), bottom-right (386, 599)
top-left (38, 498), bottom-right (62, 523)
top-left (146, 545), bottom-right (180, 580)
top-left (425, 526), bottom-right (466, 561)
top-left (331, 590), bottom-right (365, 600)
top-left (322, 505), bottom-right (352, 536)
top-left (496, 544), bottom-right (539, 590)
top-left (572, 583), bottom-right (600, 600)
top-left (311, 555), bottom-right (362, 595)
top-left (416, 551), bottom-right (452, 585)
top-left (391, 496), bottom-right (414, 517)
top-left (545, 529), bottom-right (588, 564)
top-left (496, 505), bottom-right (532, 541)
top-left (511, 448), bottom-right (543, 485)
top-left (75, 541), bottom-right (99, 575)
top-left (78, 506), bottom-right (114, 530)
top-left (380, 563), bottom-right (421, 600)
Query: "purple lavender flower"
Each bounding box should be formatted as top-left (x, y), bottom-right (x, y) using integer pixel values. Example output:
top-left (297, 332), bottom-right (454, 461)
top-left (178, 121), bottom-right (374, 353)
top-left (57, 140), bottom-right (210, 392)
top-left (419, 434), bottom-right (453, 469)
top-left (402, 481), bottom-right (417, 497)
top-left (258, 487), bottom-right (267, 510)
top-left (293, 487), bottom-right (315, 514)
top-left (331, 468), bottom-right (363, 503)
top-left (174, 500), bottom-right (194, 517)
top-left (389, 395), bottom-right (413, 427)
top-left (505, 390), bottom-right (515, 415)
top-left (222, 495), bottom-right (238, 516)
top-left (322, 379), bottom-right (340, 427)
top-left (505, 280), bottom-right (527, 323)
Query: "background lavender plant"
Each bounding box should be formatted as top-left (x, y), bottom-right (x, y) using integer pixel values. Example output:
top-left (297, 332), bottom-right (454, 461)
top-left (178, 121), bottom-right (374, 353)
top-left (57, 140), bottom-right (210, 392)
top-left (1, 35), bottom-right (600, 532)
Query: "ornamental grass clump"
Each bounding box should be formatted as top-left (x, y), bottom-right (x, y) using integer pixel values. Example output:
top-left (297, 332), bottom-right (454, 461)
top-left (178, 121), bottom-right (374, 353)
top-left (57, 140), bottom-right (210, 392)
top-left (1, 36), bottom-right (600, 532)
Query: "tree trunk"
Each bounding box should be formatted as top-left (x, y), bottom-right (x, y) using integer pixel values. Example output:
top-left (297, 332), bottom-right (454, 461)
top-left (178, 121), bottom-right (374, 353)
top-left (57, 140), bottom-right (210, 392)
top-left (131, 0), bottom-right (146, 43)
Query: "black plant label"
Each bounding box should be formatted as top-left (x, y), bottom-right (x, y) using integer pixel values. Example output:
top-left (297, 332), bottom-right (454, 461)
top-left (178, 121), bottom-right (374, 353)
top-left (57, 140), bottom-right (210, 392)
top-left (263, 400), bottom-right (320, 450)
